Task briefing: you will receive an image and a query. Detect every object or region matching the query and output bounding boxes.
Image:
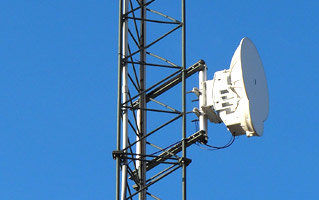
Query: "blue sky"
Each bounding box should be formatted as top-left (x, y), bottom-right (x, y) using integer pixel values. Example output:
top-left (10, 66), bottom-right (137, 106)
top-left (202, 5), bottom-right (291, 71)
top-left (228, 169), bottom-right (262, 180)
top-left (1, 0), bottom-right (319, 199)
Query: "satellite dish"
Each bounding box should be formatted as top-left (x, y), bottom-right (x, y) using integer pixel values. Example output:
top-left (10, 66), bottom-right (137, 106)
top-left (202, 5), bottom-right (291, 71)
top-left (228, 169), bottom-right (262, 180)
top-left (204, 37), bottom-right (269, 137)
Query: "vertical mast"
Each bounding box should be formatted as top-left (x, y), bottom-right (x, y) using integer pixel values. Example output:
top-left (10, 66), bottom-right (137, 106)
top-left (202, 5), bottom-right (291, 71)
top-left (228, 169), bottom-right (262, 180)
top-left (136, 0), bottom-right (146, 199)
top-left (121, 0), bottom-right (129, 199)
top-left (116, 0), bottom-right (123, 199)
top-left (181, 0), bottom-right (187, 200)
top-left (114, 1), bottom-right (205, 199)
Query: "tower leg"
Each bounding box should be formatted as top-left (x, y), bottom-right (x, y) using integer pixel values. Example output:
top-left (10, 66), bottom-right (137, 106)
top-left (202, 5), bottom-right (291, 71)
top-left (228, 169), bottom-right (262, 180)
top-left (136, 0), bottom-right (147, 199)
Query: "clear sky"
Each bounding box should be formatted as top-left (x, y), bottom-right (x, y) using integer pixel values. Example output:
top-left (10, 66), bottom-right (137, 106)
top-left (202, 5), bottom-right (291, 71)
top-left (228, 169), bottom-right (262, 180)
top-left (1, 0), bottom-right (319, 200)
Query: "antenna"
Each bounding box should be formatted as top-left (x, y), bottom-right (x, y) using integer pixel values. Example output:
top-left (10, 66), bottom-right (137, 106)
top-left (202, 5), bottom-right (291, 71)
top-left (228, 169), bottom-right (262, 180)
top-left (199, 37), bottom-right (269, 137)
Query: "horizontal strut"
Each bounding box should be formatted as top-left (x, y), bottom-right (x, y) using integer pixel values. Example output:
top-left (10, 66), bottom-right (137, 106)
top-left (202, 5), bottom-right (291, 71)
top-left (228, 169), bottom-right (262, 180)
top-left (129, 130), bottom-right (207, 179)
top-left (132, 60), bottom-right (205, 108)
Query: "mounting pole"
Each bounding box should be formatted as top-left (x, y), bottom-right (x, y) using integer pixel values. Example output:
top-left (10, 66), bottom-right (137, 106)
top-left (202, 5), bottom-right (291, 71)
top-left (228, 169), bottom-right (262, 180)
top-left (199, 65), bottom-right (208, 133)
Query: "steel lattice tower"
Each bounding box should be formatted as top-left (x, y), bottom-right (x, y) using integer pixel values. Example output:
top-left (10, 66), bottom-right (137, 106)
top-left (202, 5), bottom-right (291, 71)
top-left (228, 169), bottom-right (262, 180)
top-left (113, 1), bottom-right (206, 199)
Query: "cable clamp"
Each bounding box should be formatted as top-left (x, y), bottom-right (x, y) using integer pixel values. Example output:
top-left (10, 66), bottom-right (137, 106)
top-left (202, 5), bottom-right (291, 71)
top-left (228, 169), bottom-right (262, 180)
top-left (112, 150), bottom-right (124, 159)
top-left (179, 157), bottom-right (192, 166)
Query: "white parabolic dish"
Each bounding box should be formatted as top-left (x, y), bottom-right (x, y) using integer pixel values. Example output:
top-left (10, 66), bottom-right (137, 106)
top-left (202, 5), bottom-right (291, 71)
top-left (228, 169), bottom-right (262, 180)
top-left (205, 37), bottom-right (269, 136)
